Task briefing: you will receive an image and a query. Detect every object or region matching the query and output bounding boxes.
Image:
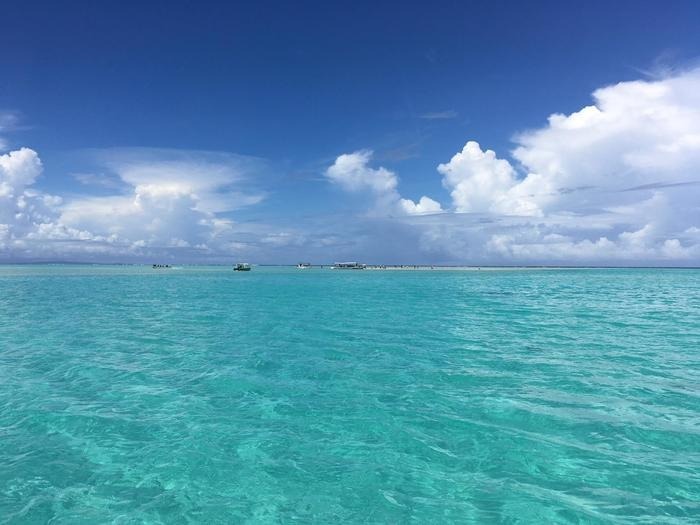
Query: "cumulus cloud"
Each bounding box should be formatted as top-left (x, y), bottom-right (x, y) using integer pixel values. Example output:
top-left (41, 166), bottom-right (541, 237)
top-left (438, 141), bottom-right (539, 216)
top-left (430, 68), bottom-right (700, 264)
top-left (91, 148), bottom-right (266, 213)
top-left (0, 147), bottom-right (56, 245)
top-left (0, 148), bottom-right (107, 258)
top-left (3, 69), bottom-right (700, 265)
top-left (326, 150), bottom-right (399, 194)
top-left (0, 147), bottom-right (271, 261)
top-left (0, 148), bottom-right (43, 197)
top-left (325, 150), bottom-right (442, 216)
top-left (58, 149), bottom-right (268, 254)
top-left (399, 196), bottom-right (443, 215)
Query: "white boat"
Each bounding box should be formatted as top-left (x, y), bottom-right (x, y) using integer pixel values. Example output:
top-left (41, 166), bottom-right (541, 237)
top-left (297, 262), bottom-right (311, 269)
top-left (233, 263), bottom-right (251, 271)
top-left (331, 261), bottom-right (366, 270)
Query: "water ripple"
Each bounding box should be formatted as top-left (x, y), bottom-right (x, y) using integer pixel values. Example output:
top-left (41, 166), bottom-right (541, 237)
top-left (0, 266), bottom-right (699, 523)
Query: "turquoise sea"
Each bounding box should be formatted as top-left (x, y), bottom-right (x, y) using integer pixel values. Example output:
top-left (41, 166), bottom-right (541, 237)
top-left (0, 265), bottom-right (698, 524)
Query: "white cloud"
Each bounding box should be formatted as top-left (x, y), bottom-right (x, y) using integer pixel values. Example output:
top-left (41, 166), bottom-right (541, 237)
top-left (0, 148), bottom-right (102, 257)
top-left (92, 148), bottom-right (266, 214)
top-left (59, 149), bottom-right (268, 253)
top-left (399, 196), bottom-right (442, 215)
top-left (325, 150), bottom-right (442, 216)
top-left (325, 150), bottom-right (398, 194)
top-left (0, 148), bottom-right (43, 197)
top-left (430, 68), bottom-right (700, 264)
top-left (2, 69), bottom-right (700, 265)
top-left (438, 141), bottom-right (539, 216)
top-left (0, 147), bottom-right (271, 261)
top-left (511, 72), bottom-right (700, 213)
top-left (0, 148), bottom-right (51, 238)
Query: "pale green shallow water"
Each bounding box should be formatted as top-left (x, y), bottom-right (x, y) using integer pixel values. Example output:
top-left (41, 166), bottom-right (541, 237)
top-left (0, 265), bottom-right (699, 524)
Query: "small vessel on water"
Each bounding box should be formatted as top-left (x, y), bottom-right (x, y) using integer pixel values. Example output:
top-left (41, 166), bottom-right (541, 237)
top-left (296, 262), bottom-right (311, 269)
top-left (331, 261), bottom-right (366, 270)
top-left (233, 263), bottom-right (252, 271)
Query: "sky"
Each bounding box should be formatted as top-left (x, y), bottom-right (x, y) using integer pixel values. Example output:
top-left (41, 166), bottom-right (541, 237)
top-left (1, 0), bottom-right (700, 265)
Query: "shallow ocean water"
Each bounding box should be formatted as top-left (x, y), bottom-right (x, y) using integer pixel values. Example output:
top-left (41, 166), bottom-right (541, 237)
top-left (0, 265), bottom-right (698, 524)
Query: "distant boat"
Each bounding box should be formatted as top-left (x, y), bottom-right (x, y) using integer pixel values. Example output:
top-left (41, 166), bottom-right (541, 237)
top-left (297, 262), bottom-right (311, 269)
top-left (331, 261), bottom-right (366, 270)
top-left (233, 263), bottom-right (251, 271)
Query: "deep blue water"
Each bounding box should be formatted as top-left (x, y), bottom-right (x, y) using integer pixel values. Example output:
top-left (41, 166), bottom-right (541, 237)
top-left (0, 266), bottom-right (698, 523)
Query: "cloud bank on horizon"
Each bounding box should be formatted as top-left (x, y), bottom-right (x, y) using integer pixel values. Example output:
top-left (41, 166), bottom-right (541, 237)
top-left (1, 69), bottom-right (700, 265)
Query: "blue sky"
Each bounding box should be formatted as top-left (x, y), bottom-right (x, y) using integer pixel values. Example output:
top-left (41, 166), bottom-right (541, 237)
top-left (1, 1), bottom-right (700, 264)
